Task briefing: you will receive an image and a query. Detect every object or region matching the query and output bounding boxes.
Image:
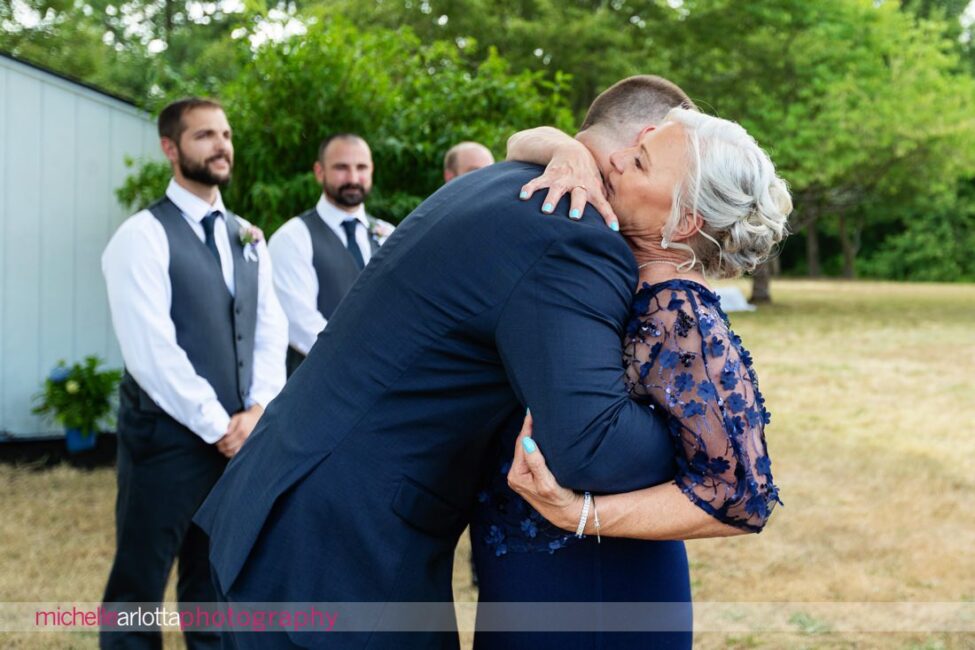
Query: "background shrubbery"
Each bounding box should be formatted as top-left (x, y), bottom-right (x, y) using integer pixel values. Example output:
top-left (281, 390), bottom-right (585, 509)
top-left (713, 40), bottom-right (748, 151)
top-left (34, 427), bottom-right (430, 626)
top-left (5, 0), bottom-right (975, 283)
top-left (114, 19), bottom-right (575, 228)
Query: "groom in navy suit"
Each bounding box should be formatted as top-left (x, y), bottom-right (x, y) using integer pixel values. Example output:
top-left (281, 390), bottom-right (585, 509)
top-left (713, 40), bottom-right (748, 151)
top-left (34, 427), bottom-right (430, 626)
top-left (195, 76), bottom-right (690, 649)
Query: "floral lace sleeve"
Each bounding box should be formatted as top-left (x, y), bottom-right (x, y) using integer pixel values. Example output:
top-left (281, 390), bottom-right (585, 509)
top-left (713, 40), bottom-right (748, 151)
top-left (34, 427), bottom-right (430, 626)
top-left (623, 280), bottom-right (781, 532)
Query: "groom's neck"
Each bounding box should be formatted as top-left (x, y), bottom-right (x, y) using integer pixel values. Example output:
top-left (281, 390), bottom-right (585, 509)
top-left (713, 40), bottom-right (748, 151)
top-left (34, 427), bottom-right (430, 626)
top-left (575, 129), bottom-right (617, 206)
top-left (575, 129), bottom-right (614, 169)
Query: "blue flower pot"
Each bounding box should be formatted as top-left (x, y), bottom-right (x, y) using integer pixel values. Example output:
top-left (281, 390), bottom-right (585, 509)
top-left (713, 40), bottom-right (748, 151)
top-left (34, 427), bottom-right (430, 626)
top-left (65, 427), bottom-right (97, 454)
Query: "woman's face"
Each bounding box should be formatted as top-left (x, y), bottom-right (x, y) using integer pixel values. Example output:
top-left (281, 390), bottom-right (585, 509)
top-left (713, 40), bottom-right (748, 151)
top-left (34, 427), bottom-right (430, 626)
top-left (606, 121), bottom-right (690, 237)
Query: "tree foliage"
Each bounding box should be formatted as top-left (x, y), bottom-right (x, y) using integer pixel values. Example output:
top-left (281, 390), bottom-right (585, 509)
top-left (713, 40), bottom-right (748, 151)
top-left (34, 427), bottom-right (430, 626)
top-left (117, 18), bottom-right (575, 228)
top-left (309, 0), bottom-right (975, 285)
top-left (1, 0), bottom-right (254, 99)
top-left (650, 0), bottom-right (975, 281)
top-left (7, 0), bottom-right (975, 283)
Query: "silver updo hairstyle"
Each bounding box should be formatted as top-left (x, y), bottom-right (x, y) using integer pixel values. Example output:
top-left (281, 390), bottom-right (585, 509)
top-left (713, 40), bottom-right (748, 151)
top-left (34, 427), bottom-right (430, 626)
top-left (661, 107), bottom-right (792, 278)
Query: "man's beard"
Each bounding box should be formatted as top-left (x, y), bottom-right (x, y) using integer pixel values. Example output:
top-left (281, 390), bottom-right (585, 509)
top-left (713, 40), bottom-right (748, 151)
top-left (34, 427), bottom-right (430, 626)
top-left (324, 182), bottom-right (370, 208)
top-left (179, 150), bottom-right (232, 187)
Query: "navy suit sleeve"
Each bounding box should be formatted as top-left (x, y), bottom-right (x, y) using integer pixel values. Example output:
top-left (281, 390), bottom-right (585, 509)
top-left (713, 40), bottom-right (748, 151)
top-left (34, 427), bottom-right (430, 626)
top-left (495, 226), bottom-right (676, 493)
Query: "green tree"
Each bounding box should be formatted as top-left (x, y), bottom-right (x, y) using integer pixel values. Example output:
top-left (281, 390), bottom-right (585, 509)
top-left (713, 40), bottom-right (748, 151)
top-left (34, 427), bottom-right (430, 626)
top-left (13, 0), bottom-right (975, 287)
top-left (647, 0), bottom-right (975, 292)
top-left (859, 178), bottom-right (975, 281)
top-left (1, 0), bottom-right (253, 101)
top-left (117, 18), bottom-right (575, 230)
top-left (314, 0), bottom-right (975, 294)
top-left (317, 0), bottom-right (676, 117)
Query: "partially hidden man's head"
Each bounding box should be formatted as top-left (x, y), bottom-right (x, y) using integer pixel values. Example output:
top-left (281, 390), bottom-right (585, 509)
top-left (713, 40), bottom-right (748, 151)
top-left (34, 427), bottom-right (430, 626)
top-left (443, 142), bottom-right (495, 183)
top-left (578, 75), bottom-right (695, 177)
top-left (585, 78), bottom-right (791, 279)
top-left (315, 134), bottom-right (374, 210)
top-left (158, 98), bottom-right (233, 188)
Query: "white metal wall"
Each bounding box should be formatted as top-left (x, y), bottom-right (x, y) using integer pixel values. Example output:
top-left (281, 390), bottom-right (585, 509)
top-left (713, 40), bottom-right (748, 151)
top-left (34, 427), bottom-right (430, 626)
top-left (0, 55), bottom-right (160, 437)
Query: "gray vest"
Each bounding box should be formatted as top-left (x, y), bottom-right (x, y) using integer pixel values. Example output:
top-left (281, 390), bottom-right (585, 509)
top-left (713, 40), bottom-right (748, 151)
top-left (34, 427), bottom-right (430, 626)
top-left (119, 196), bottom-right (260, 431)
top-left (299, 209), bottom-right (379, 319)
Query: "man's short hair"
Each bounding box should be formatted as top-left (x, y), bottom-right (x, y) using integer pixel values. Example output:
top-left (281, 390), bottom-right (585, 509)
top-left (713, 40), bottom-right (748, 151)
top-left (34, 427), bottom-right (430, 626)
top-left (318, 133), bottom-right (368, 161)
top-left (580, 75), bottom-right (695, 132)
top-left (157, 97), bottom-right (223, 142)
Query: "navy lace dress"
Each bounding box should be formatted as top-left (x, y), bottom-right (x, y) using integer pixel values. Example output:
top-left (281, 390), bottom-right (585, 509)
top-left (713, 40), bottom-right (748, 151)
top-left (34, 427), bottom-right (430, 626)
top-left (471, 279), bottom-right (780, 650)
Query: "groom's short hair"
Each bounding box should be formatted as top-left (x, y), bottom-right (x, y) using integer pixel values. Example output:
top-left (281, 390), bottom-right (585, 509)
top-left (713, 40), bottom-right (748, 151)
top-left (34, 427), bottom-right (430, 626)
top-left (581, 75), bottom-right (695, 132)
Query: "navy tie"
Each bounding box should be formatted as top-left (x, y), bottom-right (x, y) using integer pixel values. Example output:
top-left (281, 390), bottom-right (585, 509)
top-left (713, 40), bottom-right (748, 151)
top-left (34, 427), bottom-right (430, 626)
top-left (341, 218), bottom-right (366, 271)
top-left (201, 211), bottom-right (222, 265)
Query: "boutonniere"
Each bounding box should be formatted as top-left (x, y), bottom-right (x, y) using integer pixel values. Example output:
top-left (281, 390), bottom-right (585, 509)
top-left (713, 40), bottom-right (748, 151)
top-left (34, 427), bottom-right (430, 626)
top-left (367, 217), bottom-right (395, 245)
top-left (239, 224), bottom-right (264, 262)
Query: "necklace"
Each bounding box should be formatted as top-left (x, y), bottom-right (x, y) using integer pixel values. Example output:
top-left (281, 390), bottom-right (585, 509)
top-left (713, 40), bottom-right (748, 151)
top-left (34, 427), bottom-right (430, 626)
top-left (637, 260), bottom-right (682, 270)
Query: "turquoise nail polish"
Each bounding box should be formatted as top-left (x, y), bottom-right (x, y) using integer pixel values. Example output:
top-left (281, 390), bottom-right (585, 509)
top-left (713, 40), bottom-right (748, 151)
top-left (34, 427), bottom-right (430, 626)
top-left (543, 203), bottom-right (554, 213)
top-left (522, 437), bottom-right (537, 454)
top-left (519, 191), bottom-right (529, 199)
top-left (569, 208), bottom-right (581, 220)
top-left (610, 221), bottom-right (620, 232)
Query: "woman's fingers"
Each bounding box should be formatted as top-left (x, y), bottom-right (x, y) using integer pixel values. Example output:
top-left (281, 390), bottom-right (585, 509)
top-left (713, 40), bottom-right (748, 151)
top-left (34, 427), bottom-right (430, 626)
top-left (518, 438), bottom-right (560, 499)
top-left (519, 173), bottom-right (557, 202)
top-left (568, 186), bottom-right (586, 220)
top-left (506, 415), bottom-right (583, 531)
top-left (518, 411), bottom-right (534, 440)
top-left (508, 412), bottom-right (533, 482)
top-left (509, 415), bottom-right (557, 501)
top-left (519, 175), bottom-right (618, 229)
top-left (519, 174), bottom-right (565, 211)
top-left (520, 179), bottom-right (579, 217)
top-left (589, 188), bottom-right (619, 230)
top-left (519, 180), bottom-right (539, 201)
top-left (540, 183), bottom-right (567, 215)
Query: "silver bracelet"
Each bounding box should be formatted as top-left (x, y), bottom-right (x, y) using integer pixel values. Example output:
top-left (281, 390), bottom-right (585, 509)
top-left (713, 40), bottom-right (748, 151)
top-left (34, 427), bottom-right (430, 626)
top-left (575, 491), bottom-right (592, 538)
top-left (592, 495), bottom-right (601, 544)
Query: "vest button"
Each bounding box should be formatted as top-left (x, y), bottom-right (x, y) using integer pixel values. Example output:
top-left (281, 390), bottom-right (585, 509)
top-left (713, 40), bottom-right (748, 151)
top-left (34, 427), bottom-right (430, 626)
top-left (238, 361), bottom-right (244, 368)
top-left (237, 334), bottom-right (243, 341)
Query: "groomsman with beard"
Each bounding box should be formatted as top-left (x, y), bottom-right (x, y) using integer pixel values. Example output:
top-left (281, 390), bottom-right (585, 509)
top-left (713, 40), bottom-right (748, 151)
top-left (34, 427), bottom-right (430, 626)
top-left (268, 134), bottom-right (395, 376)
top-left (100, 97), bottom-right (288, 649)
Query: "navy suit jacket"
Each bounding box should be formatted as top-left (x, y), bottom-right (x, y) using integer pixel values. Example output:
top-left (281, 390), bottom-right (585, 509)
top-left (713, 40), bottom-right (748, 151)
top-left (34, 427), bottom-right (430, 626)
top-left (194, 162), bottom-right (674, 634)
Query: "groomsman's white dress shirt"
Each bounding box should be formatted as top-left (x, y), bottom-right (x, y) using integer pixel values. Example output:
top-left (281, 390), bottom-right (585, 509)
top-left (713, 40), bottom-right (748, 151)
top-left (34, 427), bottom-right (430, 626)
top-left (102, 179), bottom-right (288, 443)
top-left (267, 195), bottom-right (384, 355)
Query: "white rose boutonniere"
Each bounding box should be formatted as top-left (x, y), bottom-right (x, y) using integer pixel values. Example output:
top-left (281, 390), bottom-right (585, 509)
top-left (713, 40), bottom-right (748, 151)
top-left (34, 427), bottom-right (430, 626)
top-left (239, 224), bottom-right (264, 262)
top-left (367, 217), bottom-right (395, 245)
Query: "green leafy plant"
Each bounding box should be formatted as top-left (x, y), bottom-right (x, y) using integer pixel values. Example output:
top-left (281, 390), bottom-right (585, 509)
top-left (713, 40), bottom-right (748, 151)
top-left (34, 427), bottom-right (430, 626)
top-left (32, 356), bottom-right (123, 438)
top-left (116, 19), bottom-right (575, 227)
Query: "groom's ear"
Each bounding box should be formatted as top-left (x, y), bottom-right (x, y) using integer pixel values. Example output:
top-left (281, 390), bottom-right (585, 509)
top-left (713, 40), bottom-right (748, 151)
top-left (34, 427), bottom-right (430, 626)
top-left (633, 124), bottom-right (656, 144)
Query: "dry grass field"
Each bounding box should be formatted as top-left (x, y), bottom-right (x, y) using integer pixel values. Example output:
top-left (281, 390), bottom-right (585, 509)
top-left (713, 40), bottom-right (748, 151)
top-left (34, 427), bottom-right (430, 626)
top-left (1, 279), bottom-right (973, 649)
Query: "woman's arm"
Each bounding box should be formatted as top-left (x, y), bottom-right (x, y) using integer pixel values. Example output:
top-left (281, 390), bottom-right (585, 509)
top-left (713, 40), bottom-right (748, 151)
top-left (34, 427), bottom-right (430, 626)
top-left (623, 287), bottom-right (781, 532)
top-left (508, 288), bottom-right (781, 540)
top-left (506, 126), bottom-right (579, 165)
top-left (508, 415), bottom-right (744, 541)
top-left (506, 127), bottom-right (618, 229)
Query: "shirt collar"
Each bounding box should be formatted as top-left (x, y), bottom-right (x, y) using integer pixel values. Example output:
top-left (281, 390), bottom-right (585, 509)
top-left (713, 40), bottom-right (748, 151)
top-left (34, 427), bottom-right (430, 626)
top-left (316, 194), bottom-right (368, 231)
top-left (166, 178), bottom-right (227, 224)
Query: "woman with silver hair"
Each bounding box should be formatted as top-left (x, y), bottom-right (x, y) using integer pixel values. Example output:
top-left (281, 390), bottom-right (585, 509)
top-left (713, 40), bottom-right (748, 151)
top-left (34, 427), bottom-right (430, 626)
top-left (471, 107), bottom-right (792, 650)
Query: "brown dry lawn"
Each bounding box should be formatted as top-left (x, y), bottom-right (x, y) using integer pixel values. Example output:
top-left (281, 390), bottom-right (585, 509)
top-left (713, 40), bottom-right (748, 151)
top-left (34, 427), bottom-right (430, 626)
top-left (1, 280), bottom-right (973, 649)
